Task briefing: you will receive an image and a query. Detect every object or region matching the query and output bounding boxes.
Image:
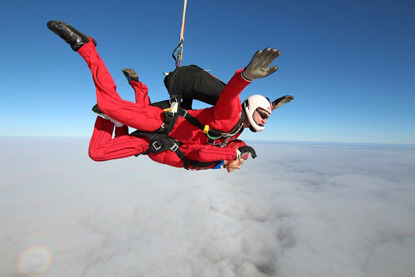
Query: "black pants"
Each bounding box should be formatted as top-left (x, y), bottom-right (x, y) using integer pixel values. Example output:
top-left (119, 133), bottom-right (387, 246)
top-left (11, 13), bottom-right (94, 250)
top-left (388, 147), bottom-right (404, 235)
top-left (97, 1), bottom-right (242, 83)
top-left (163, 65), bottom-right (226, 110)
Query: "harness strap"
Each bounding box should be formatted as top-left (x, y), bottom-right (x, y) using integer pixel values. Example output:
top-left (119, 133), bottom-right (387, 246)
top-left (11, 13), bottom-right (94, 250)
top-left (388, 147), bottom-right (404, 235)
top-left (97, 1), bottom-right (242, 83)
top-left (151, 97), bottom-right (245, 148)
top-left (130, 130), bottom-right (220, 170)
top-left (176, 107), bottom-right (244, 140)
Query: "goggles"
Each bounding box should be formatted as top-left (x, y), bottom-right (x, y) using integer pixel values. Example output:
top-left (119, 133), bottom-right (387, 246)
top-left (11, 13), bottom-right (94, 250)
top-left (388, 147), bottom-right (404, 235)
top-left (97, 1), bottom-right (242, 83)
top-left (256, 109), bottom-right (270, 120)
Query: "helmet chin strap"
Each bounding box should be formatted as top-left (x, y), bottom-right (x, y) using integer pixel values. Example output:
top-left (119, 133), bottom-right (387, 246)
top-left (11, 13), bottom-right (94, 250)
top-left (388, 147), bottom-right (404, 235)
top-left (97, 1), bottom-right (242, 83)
top-left (242, 107), bottom-right (260, 132)
top-left (249, 125), bottom-right (259, 132)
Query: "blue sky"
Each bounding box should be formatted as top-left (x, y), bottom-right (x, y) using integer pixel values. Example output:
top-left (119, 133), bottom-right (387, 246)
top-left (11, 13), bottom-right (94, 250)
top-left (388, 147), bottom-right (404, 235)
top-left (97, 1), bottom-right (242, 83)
top-left (1, 0), bottom-right (414, 144)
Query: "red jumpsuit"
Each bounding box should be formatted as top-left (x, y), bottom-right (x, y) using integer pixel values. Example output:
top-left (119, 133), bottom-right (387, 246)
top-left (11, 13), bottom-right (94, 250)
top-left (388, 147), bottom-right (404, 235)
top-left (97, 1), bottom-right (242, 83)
top-left (89, 117), bottom-right (243, 169)
top-left (88, 74), bottom-right (243, 170)
top-left (78, 39), bottom-right (251, 146)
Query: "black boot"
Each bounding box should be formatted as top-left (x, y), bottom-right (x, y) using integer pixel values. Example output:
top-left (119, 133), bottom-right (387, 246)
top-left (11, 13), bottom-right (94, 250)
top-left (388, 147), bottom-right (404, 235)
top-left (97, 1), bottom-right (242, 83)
top-left (122, 68), bottom-right (139, 84)
top-left (47, 20), bottom-right (97, 51)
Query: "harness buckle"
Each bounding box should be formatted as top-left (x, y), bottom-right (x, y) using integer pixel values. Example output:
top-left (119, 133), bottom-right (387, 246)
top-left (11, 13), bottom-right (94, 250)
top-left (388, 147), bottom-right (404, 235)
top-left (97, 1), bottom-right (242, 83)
top-left (170, 143), bottom-right (179, 152)
top-left (152, 141), bottom-right (162, 151)
top-left (169, 98), bottom-right (179, 113)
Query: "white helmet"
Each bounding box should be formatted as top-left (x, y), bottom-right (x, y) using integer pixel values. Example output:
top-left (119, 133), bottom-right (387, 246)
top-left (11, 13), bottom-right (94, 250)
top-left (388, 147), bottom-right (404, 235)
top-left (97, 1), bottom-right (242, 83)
top-left (243, 94), bottom-right (272, 132)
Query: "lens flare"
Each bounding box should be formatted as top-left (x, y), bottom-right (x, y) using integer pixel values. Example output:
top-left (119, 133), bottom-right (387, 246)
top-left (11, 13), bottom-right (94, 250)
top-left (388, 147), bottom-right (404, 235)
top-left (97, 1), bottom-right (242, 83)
top-left (17, 244), bottom-right (53, 276)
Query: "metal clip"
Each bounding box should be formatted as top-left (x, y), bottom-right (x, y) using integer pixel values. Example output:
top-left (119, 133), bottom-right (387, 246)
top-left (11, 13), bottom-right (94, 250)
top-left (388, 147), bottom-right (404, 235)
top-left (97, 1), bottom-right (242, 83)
top-left (152, 141), bottom-right (162, 151)
top-left (170, 143), bottom-right (179, 152)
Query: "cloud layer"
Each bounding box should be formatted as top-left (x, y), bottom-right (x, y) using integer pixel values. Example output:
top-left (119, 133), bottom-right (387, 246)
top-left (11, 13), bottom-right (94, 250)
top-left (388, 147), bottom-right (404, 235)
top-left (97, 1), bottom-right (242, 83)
top-left (1, 138), bottom-right (414, 277)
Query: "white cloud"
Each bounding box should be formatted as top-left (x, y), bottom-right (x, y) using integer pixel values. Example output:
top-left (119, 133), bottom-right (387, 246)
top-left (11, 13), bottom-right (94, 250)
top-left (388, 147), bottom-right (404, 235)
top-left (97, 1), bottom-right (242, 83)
top-left (1, 138), bottom-right (414, 277)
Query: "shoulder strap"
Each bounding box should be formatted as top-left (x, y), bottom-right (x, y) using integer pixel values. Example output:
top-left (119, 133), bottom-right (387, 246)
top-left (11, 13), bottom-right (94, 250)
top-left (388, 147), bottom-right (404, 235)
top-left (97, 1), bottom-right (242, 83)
top-left (177, 107), bottom-right (244, 140)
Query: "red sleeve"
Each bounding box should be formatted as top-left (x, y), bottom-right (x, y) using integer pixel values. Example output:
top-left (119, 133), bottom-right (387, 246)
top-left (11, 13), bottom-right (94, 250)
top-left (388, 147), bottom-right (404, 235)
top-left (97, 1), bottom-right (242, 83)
top-left (148, 150), bottom-right (184, 168)
top-left (148, 144), bottom-right (238, 168)
top-left (210, 69), bottom-right (251, 131)
top-left (182, 144), bottom-right (237, 162)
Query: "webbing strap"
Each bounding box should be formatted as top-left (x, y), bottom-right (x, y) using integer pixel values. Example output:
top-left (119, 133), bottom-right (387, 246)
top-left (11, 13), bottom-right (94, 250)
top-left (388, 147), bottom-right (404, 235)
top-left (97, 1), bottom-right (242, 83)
top-left (129, 129), bottom-right (219, 170)
top-left (180, 0), bottom-right (187, 41)
top-left (177, 107), bottom-right (244, 140)
top-left (172, 0), bottom-right (188, 67)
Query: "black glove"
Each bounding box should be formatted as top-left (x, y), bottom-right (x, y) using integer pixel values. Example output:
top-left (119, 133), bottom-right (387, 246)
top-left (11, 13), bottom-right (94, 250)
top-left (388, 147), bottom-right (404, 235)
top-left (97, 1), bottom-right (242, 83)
top-left (237, 146), bottom-right (257, 159)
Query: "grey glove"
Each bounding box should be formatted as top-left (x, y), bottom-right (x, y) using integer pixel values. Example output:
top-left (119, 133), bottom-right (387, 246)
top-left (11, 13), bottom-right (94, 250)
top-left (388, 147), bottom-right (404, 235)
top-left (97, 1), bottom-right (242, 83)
top-left (242, 48), bottom-right (281, 81)
top-left (272, 95), bottom-right (294, 110)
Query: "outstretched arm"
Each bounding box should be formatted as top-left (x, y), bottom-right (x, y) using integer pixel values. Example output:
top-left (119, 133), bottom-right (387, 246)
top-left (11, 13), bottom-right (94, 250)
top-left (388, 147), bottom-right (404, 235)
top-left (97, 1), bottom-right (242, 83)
top-left (211, 48), bottom-right (281, 131)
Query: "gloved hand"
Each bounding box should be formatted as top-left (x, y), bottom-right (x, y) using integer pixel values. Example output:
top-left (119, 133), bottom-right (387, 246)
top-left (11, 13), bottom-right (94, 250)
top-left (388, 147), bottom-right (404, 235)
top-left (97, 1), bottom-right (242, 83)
top-left (236, 146), bottom-right (257, 159)
top-left (242, 48), bottom-right (281, 81)
top-left (272, 95), bottom-right (295, 110)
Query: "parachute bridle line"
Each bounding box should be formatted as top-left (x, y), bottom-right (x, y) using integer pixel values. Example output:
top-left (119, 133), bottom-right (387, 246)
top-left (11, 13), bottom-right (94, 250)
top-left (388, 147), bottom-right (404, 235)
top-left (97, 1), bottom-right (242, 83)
top-left (172, 0), bottom-right (188, 67)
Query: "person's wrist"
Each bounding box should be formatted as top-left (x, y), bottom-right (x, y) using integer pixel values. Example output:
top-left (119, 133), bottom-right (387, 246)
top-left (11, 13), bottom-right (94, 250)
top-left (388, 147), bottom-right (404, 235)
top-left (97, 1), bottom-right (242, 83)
top-left (241, 69), bottom-right (253, 82)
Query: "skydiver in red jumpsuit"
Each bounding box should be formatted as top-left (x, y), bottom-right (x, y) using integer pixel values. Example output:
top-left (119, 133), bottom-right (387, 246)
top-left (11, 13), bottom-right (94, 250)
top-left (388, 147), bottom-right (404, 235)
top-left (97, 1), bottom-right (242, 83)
top-left (47, 20), bottom-right (293, 148)
top-left (89, 116), bottom-right (250, 172)
top-left (88, 69), bottom-right (255, 172)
